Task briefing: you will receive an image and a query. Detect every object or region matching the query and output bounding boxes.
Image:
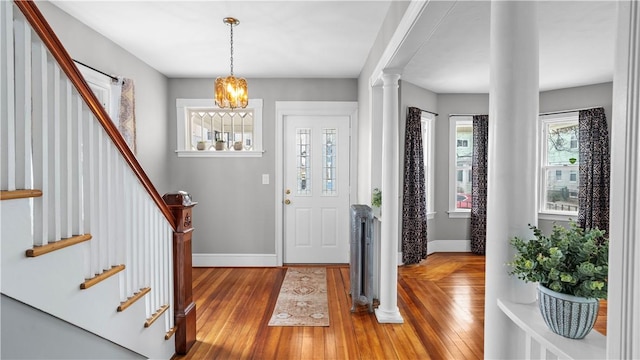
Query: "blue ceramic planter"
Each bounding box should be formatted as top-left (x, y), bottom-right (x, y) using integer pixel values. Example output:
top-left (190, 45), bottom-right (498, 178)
top-left (537, 284), bottom-right (599, 339)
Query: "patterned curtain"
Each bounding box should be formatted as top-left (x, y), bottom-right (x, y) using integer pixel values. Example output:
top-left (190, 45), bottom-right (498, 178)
top-left (118, 78), bottom-right (136, 154)
top-left (402, 107), bottom-right (428, 265)
top-left (578, 107), bottom-right (610, 233)
top-left (470, 115), bottom-right (488, 255)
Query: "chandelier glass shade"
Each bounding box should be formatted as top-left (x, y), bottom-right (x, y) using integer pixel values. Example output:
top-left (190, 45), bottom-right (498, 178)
top-left (215, 17), bottom-right (248, 109)
top-left (215, 75), bottom-right (248, 109)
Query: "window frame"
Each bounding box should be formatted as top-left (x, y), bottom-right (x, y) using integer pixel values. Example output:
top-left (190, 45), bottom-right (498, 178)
top-left (175, 98), bottom-right (264, 157)
top-left (448, 115), bottom-right (473, 218)
top-left (421, 112), bottom-right (436, 219)
top-left (539, 112), bottom-right (580, 220)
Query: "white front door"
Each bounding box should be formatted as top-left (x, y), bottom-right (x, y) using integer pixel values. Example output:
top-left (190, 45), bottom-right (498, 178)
top-left (283, 115), bottom-right (350, 263)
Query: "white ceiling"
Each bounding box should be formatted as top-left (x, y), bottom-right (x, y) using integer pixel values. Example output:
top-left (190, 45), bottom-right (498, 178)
top-left (50, 0), bottom-right (618, 93)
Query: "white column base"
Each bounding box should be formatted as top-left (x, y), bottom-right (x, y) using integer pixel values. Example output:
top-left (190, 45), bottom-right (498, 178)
top-left (375, 307), bottom-right (404, 323)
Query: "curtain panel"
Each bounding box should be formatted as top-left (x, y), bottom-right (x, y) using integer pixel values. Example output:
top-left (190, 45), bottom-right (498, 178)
top-left (470, 115), bottom-right (489, 255)
top-left (119, 78), bottom-right (137, 154)
top-left (401, 107), bottom-right (428, 265)
top-left (578, 107), bottom-right (610, 233)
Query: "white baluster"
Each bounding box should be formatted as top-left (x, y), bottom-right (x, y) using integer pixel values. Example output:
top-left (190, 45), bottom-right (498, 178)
top-left (74, 94), bottom-right (83, 236)
top-left (138, 189), bottom-right (145, 291)
top-left (60, 79), bottom-right (72, 239)
top-left (51, 63), bottom-right (61, 242)
top-left (124, 169), bottom-right (133, 297)
top-left (104, 142), bottom-right (111, 266)
top-left (86, 110), bottom-right (99, 277)
top-left (111, 144), bottom-right (117, 266)
top-left (97, 127), bottom-right (107, 272)
top-left (1, 1), bottom-right (16, 191)
top-left (13, 14), bottom-right (32, 190)
top-left (32, 42), bottom-right (48, 246)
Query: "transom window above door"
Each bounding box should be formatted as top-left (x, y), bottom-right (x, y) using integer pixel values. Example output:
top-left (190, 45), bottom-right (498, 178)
top-left (175, 98), bottom-right (263, 157)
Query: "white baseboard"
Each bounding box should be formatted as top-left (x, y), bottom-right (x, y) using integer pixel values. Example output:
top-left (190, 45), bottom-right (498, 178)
top-left (427, 240), bottom-right (472, 255)
top-left (192, 253), bottom-right (277, 267)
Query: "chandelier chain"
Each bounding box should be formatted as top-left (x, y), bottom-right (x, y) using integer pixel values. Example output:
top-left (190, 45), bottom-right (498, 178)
top-left (229, 22), bottom-right (234, 76)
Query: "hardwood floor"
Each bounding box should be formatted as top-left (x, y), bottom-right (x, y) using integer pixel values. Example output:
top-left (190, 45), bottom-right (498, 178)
top-left (175, 252), bottom-right (606, 360)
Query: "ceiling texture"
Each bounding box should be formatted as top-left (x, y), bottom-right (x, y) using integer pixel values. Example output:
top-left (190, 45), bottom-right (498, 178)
top-left (51, 0), bottom-right (617, 94)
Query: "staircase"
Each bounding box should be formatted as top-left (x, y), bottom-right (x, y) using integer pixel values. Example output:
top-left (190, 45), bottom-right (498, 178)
top-left (1, 1), bottom-right (192, 358)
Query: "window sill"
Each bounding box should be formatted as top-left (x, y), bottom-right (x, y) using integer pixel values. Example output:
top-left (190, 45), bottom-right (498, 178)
top-left (538, 212), bottom-right (577, 222)
top-left (447, 210), bottom-right (470, 219)
top-left (176, 150), bottom-right (265, 158)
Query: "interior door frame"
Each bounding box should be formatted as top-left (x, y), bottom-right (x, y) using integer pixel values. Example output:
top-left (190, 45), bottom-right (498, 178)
top-left (275, 101), bottom-right (358, 266)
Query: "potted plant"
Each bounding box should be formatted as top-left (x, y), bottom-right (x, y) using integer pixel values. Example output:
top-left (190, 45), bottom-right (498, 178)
top-left (215, 139), bottom-right (225, 151)
top-left (371, 188), bottom-right (381, 217)
top-left (508, 221), bottom-right (608, 339)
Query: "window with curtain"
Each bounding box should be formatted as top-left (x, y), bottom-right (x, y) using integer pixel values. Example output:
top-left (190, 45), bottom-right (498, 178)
top-left (540, 112), bottom-right (579, 217)
top-left (449, 115), bottom-right (473, 217)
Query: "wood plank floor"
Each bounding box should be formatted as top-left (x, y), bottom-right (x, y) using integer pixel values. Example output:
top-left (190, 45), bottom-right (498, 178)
top-left (174, 252), bottom-right (606, 360)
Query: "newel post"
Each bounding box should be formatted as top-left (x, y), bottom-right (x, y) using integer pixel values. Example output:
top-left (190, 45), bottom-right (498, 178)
top-left (163, 191), bottom-right (197, 355)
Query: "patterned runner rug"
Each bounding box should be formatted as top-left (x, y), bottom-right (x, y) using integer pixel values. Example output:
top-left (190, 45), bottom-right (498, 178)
top-left (268, 267), bottom-right (329, 326)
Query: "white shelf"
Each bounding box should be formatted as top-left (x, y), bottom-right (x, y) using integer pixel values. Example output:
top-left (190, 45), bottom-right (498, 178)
top-left (497, 298), bottom-right (606, 360)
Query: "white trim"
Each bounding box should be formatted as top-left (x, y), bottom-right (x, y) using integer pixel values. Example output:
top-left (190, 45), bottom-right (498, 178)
top-left (426, 240), bottom-right (472, 255)
top-left (447, 210), bottom-right (471, 219)
top-left (374, 308), bottom-right (404, 324)
top-left (175, 150), bottom-right (264, 158)
top-left (422, 113), bottom-right (436, 215)
top-left (537, 212), bottom-right (574, 222)
top-left (192, 253), bottom-right (277, 267)
top-left (368, 1), bottom-right (427, 87)
top-left (274, 101), bottom-right (358, 266)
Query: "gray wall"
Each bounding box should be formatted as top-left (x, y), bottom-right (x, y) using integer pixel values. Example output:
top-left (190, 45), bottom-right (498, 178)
top-left (38, 2), bottom-right (171, 193)
top-left (429, 83), bottom-right (612, 241)
top-left (1, 295), bottom-right (143, 359)
top-left (168, 78), bottom-right (357, 254)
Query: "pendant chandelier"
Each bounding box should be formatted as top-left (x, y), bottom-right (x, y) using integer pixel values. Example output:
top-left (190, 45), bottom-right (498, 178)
top-left (215, 17), bottom-right (248, 109)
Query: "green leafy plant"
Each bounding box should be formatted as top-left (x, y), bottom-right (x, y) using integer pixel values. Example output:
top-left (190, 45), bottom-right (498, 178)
top-left (371, 188), bottom-right (381, 208)
top-left (508, 221), bottom-right (608, 299)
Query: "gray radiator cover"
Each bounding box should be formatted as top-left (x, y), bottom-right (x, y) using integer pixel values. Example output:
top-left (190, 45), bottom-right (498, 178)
top-left (349, 204), bottom-right (374, 312)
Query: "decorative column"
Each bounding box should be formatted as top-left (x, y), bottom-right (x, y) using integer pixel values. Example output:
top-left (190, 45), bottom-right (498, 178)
top-left (375, 70), bottom-right (403, 324)
top-left (609, 2), bottom-right (640, 358)
top-left (162, 191), bottom-right (197, 355)
top-left (484, 2), bottom-right (538, 358)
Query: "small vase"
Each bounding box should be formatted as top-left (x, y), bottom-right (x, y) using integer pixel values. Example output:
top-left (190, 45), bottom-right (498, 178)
top-left (215, 142), bottom-right (225, 151)
top-left (537, 284), bottom-right (599, 339)
top-left (234, 141), bottom-right (243, 151)
top-left (196, 141), bottom-right (206, 151)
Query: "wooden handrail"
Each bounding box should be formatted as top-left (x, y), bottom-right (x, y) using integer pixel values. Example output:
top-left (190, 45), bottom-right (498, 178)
top-left (13, 0), bottom-right (176, 231)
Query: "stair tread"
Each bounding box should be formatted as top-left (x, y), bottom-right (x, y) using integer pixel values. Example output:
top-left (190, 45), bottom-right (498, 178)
top-left (80, 265), bottom-right (125, 290)
top-left (26, 234), bottom-right (92, 257)
top-left (117, 287), bottom-right (151, 312)
top-left (1, 189), bottom-right (43, 200)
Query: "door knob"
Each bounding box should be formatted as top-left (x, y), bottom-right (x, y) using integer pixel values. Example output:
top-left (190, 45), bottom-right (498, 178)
top-left (285, 189), bottom-right (291, 194)
top-left (284, 199), bottom-right (291, 205)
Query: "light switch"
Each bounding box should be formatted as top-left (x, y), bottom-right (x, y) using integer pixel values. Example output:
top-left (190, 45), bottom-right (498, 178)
top-left (262, 174), bottom-right (269, 185)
